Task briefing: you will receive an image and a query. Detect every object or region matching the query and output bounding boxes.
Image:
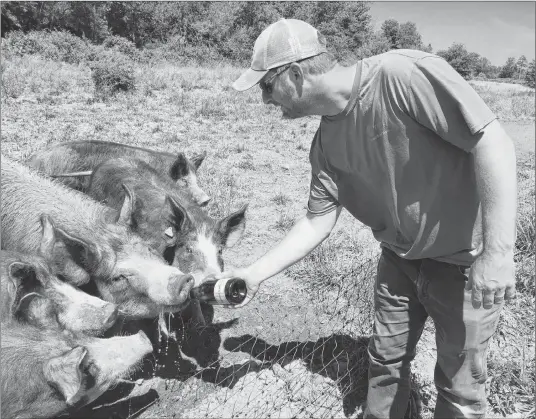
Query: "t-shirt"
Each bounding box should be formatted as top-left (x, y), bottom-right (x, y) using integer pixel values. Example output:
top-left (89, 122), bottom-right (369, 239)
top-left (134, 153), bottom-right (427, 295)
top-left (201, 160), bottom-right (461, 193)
top-left (307, 49), bottom-right (497, 266)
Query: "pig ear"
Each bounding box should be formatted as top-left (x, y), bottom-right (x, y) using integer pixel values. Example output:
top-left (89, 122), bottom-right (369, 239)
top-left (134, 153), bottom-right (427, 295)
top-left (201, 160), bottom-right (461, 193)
top-left (39, 214), bottom-right (58, 261)
top-left (40, 216), bottom-right (97, 285)
top-left (116, 183), bottom-right (135, 226)
top-left (169, 153), bottom-right (189, 181)
top-left (44, 346), bottom-right (87, 405)
top-left (9, 261), bottom-right (41, 293)
top-left (39, 215), bottom-right (93, 286)
top-left (218, 204), bottom-right (248, 248)
top-left (190, 151), bottom-right (207, 171)
top-left (7, 261), bottom-right (41, 314)
top-left (8, 261), bottom-right (35, 283)
top-left (164, 195), bottom-right (191, 233)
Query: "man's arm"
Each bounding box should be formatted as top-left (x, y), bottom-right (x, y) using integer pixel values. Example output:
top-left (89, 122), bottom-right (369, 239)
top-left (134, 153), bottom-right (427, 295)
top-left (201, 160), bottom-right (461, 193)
top-left (217, 206), bottom-right (342, 307)
top-left (467, 119), bottom-right (517, 309)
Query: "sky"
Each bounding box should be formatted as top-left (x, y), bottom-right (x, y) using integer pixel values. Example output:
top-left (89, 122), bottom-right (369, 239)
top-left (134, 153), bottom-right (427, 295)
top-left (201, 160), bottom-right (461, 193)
top-left (368, 1), bottom-right (535, 66)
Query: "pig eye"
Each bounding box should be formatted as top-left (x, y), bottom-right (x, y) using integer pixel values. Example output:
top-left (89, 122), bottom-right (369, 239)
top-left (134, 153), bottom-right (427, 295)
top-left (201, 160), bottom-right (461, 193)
top-left (112, 275), bottom-right (128, 283)
top-left (83, 360), bottom-right (99, 379)
top-left (185, 246), bottom-right (193, 254)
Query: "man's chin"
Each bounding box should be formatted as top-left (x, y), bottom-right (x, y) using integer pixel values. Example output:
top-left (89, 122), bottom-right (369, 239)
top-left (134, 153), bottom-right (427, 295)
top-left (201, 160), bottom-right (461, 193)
top-left (281, 107), bottom-right (302, 120)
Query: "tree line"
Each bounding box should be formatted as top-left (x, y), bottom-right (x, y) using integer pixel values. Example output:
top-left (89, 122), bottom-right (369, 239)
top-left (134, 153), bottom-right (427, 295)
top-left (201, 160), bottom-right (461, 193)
top-left (1, 1), bottom-right (534, 86)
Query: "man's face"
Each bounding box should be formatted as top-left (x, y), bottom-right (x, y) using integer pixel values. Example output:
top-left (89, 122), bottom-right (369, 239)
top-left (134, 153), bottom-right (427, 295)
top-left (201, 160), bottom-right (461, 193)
top-left (259, 66), bottom-right (309, 119)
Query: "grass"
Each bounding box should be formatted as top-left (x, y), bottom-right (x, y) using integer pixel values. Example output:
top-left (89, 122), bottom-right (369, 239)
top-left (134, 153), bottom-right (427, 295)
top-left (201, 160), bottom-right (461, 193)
top-left (272, 192), bottom-right (291, 206)
top-left (237, 153), bottom-right (255, 171)
top-left (1, 45), bottom-right (534, 419)
top-left (469, 81), bottom-right (535, 121)
top-left (273, 211), bottom-right (295, 232)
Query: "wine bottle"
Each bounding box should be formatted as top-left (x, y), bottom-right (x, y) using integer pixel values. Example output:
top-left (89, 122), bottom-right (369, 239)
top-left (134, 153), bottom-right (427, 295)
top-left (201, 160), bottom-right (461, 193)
top-left (189, 276), bottom-right (247, 305)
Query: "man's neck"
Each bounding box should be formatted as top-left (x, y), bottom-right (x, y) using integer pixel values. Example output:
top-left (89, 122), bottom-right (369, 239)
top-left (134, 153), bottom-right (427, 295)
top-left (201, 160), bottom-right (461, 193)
top-left (313, 63), bottom-right (358, 117)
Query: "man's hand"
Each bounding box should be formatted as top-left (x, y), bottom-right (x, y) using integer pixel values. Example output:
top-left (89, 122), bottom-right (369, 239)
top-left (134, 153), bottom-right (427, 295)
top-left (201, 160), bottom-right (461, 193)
top-left (213, 209), bottom-right (341, 310)
top-left (465, 250), bottom-right (516, 309)
top-left (214, 267), bottom-right (259, 309)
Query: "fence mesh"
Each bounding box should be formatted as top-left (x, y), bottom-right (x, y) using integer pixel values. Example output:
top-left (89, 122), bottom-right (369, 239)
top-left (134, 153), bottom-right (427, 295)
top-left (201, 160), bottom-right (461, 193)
top-left (76, 234), bottom-right (428, 419)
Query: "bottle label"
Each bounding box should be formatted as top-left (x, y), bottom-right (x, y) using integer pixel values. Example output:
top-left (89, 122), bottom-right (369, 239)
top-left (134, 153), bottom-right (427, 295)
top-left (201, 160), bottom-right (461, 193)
top-left (213, 278), bottom-right (230, 305)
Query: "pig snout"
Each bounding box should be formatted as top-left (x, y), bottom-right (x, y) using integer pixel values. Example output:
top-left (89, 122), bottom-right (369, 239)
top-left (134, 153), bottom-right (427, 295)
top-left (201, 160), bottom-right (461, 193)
top-left (168, 273), bottom-right (194, 301)
top-left (135, 331), bottom-right (154, 355)
top-left (191, 186), bottom-right (211, 207)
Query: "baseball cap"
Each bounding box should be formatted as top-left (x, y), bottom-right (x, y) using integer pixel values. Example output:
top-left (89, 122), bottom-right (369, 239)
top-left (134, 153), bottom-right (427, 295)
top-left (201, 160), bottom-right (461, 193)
top-left (232, 19), bottom-right (328, 91)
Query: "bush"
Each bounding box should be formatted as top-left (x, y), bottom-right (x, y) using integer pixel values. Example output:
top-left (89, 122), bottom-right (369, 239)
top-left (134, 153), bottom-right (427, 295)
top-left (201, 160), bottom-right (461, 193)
top-left (1, 30), bottom-right (90, 64)
top-left (102, 35), bottom-right (139, 61)
top-left (89, 50), bottom-right (135, 96)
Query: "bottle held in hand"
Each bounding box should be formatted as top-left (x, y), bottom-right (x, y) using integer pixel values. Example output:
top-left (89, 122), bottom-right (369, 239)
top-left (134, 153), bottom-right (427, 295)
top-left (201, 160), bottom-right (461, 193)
top-left (189, 276), bottom-right (247, 305)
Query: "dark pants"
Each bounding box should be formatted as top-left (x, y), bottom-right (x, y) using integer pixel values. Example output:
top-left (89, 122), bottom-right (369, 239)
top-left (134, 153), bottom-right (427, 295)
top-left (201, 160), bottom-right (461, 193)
top-left (364, 248), bottom-right (503, 419)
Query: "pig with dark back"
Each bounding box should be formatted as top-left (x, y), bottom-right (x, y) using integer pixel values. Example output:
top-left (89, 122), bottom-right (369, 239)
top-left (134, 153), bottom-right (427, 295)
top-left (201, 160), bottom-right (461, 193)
top-left (1, 156), bottom-right (194, 319)
top-left (87, 157), bottom-right (247, 285)
top-left (26, 139), bottom-right (210, 206)
top-left (1, 323), bottom-right (153, 419)
top-left (86, 156), bottom-right (247, 328)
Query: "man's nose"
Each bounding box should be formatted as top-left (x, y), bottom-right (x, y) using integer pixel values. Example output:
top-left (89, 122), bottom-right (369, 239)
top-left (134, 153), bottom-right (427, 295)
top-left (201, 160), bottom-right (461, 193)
top-left (262, 89), bottom-right (273, 105)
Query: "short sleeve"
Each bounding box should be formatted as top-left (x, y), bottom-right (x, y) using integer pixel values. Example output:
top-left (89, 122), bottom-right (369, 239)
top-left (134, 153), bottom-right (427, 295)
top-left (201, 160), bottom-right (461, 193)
top-left (408, 56), bottom-right (497, 152)
top-left (307, 171), bottom-right (340, 215)
top-left (308, 128), bottom-right (340, 215)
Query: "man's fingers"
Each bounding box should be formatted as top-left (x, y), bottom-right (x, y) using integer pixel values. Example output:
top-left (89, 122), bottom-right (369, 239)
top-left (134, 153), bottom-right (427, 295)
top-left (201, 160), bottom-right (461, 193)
top-left (504, 284), bottom-right (516, 302)
top-left (464, 274), bottom-right (473, 291)
top-left (482, 289), bottom-right (495, 309)
top-left (493, 290), bottom-right (505, 305)
top-left (472, 287), bottom-right (483, 309)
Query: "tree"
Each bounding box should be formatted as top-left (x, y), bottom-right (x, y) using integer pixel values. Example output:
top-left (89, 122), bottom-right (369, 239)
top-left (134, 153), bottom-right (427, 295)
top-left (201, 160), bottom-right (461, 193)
top-left (381, 19), bottom-right (399, 49)
top-left (380, 18), bottom-right (431, 52)
top-left (1, 2), bottom-right (109, 41)
top-left (397, 22), bottom-right (422, 49)
top-left (436, 43), bottom-right (475, 79)
top-left (499, 57), bottom-right (517, 78)
top-left (516, 55), bottom-right (528, 80)
top-left (311, 2), bottom-right (372, 60)
top-left (356, 29), bottom-right (391, 59)
top-left (525, 59), bottom-right (535, 88)
top-left (473, 56), bottom-right (493, 78)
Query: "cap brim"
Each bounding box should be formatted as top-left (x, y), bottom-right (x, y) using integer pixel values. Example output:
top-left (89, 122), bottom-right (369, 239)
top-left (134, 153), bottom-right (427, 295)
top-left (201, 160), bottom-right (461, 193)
top-left (232, 68), bottom-right (269, 91)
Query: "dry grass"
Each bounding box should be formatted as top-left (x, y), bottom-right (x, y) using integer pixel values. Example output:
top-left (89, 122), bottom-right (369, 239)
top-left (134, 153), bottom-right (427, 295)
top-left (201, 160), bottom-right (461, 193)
top-left (1, 49), bottom-right (534, 419)
top-left (469, 80), bottom-right (535, 121)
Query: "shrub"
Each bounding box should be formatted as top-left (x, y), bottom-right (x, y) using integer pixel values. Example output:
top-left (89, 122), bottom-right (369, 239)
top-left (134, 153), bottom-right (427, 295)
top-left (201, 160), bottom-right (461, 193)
top-left (89, 50), bottom-right (135, 96)
top-left (44, 30), bottom-right (90, 64)
top-left (102, 35), bottom-right (139, 61)
top-left (1, 30), bottom-right (89, 64)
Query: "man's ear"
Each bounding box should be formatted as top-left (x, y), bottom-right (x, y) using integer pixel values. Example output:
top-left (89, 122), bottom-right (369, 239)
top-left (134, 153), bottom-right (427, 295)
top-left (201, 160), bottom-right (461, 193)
top-left (289, 62), bottom-right (305, 94)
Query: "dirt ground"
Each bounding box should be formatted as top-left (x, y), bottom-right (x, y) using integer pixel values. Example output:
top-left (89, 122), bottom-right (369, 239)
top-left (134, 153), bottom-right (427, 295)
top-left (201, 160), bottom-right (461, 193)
top-left (2, 71), bottom-right (534, 418)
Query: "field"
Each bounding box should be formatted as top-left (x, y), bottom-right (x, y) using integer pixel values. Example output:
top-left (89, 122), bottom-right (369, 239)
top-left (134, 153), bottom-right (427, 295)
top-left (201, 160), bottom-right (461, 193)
top-left (1, 53), bottom-right (535, 419)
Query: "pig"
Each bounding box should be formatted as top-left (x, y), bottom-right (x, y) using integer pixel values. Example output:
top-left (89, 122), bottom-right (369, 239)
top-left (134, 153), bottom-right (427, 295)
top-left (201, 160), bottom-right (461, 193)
top-left (1, 156), bottom-right (194, 319)
top-left (1, 322), bottom-right (153, 419)
top-left (86, 157), bottom-right (247, 327)
top-left (26, 139), bottom-right (210, 206)
top-left (86, 157), bottom-right (247, 286)
top-left (1, 249), bottom-right (118, 335)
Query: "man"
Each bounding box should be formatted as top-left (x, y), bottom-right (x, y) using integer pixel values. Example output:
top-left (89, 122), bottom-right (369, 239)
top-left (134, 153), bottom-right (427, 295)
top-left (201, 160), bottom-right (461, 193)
top-left (218, 18), bottom-right (517, 419)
